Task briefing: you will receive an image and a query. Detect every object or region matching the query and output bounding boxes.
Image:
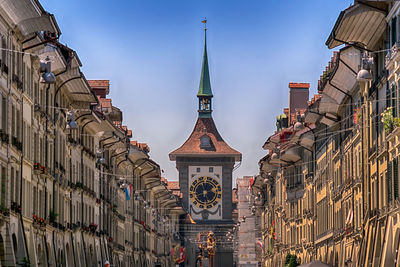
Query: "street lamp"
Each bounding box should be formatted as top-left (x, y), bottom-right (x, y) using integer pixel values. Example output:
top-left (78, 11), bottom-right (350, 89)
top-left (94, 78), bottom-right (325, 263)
top-left (356, 55), bottom-right (373, 83)
top-left (66, 111), bottom-right (78, 129)
top-left (39, 56), bottom-right (56, 84)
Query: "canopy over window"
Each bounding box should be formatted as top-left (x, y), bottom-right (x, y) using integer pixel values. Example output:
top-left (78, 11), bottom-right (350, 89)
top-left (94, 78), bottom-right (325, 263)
top-left (318, 46), bottom-right (360, 126)
top-left (0, 0), bottom-right (60, 38)
top-left (326, 2), bottom-right (386, 50)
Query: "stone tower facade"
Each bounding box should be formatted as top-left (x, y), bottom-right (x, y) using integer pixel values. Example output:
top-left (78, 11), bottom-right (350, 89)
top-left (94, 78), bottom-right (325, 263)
top-left (169, 27), bottom-right (241, 266)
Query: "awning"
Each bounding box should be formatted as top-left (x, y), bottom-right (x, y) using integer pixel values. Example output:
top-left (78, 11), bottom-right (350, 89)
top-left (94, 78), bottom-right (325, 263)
top-left (38, 45), bottom-right (67, 72)
top-left (320, 46), bottom-right (359, 110)
top-left (305, 110), bottom-right (321, 124)
top-left (58, 70), bottom-right (97, 104)
top-left (262, 132), bottom-right (280, 150)
top-left (299, 131), bottom-right (315, 149)
top-left (318, 46), bottom-right (360, 126)
top-left (326, 2), bottom-right (386, 50)
top-left (320, 116), bottom-right (337, 127)
top-left (280, 146), bottom-right (301, 163)
top-left (0, 0), bottom-right (60, 38)
top-left (319, 94), bottom-right (340, 114)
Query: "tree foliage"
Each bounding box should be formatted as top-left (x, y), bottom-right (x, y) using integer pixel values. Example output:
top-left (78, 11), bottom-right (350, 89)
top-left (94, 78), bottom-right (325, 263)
top-left (284, 253), bottom-right (299, 267)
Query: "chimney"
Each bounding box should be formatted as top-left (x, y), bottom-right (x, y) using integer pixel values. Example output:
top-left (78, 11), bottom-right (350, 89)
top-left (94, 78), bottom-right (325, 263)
top-left (288, 83), bottom-right (310, 125)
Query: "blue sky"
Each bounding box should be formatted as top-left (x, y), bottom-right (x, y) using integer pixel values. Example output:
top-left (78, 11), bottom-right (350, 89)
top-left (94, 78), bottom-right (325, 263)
top-left (41, 0), bottom-right (353, 184)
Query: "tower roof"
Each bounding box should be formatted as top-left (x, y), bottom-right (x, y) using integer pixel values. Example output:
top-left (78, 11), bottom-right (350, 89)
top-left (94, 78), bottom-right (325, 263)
top-left (169, 117), bottom-right (241, 161)
top-left (197, 30), bottom-right (213, 97)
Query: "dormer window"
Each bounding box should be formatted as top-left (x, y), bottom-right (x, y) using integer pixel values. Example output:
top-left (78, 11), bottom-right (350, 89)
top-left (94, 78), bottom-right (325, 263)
top-left (200, 134), bottom-right (211, 149)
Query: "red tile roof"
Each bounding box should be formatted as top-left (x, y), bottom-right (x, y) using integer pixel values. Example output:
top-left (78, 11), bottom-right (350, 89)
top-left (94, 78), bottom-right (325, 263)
top-left (169, 117), bottom-right (241, 161)
top-left (88, 80), bottom-right (110, 98)
top-left (88, 80), bottom-right (109, 87)
top-left (167, 181), bottom-right (180, 190)
top-left (99, 98), bottom-right (111, 108)
top-left (289, 82), bottom-right (310, 89)
top-left (130, 141), bottom-right (150, 153)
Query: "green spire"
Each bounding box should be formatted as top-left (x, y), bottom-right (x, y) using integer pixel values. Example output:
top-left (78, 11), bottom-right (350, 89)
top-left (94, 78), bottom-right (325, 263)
top-left (197, 29), bottom-right (213, 97)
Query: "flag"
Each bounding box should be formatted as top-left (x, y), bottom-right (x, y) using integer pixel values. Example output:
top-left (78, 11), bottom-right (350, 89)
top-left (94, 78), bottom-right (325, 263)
top-left (125, 188), bottom-right (130, 200)
top-left (129, 184), bottom-right (132, 196)
top-left (256, 240), bottom-right (264, 249)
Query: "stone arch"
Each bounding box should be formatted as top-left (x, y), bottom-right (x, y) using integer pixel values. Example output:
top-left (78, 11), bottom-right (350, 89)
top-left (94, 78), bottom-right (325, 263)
top-left (37, 243), bottom-right (46, 267)
top-left (89, 244), bottom-right (95, 267)
top-left (66, 243), bottom-right (73, 267)
top-left (11, 233), bottom-right (17, 261)
top-left (47, 241), bottom-right (55, 267)
top-left (0, 234), bottom-right (6, 266)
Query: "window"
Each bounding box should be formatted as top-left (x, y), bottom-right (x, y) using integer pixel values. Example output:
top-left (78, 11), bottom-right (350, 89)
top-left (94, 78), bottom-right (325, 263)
top-left (209, 167), bottom-right (213, 173)
top-left (200, 135), bottom-right (211, 149)
top-left (392, 16), bottom-right (398, 47)
top-left (1, 96), bottom-right (5, 130)
top-left (196, 168), bottom-right (200, 173)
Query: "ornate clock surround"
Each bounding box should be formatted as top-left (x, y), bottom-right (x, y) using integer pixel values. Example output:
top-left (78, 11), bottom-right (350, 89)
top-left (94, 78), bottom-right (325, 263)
top-left (188, 166), bottom-right (223, 220)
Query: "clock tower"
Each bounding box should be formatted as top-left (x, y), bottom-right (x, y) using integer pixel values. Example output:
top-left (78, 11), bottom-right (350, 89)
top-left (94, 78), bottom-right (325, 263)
top-left (169, 25), bottom-right (241, 266)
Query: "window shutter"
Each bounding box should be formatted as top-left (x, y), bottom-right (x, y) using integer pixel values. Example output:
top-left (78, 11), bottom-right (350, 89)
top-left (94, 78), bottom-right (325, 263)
top-left (395, 158), bottom-right (399, 200)
top-left (388, 161), bottom-right (393, 202)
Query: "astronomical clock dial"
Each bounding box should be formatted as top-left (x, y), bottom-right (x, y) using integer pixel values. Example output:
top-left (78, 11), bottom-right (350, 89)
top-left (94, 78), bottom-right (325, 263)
top-left (189, 176), bottom-right (222, 209)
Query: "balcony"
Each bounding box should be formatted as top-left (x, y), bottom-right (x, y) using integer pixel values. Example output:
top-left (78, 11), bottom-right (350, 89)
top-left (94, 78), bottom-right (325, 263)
top-left (12, 74), bottom-right (23, 90)
top-left (332, 184), bottom-right (343, 200)
top-left (11, 136), bottom-right (22, 152)
top-left (0, 130), bottom-right (8, 144)
top-left (386, 42), bottom-right (400, 68)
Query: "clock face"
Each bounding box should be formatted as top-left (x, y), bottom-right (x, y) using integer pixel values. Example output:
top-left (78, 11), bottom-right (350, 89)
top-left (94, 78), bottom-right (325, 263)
top-left (189, 176), bottom-right (222, 209)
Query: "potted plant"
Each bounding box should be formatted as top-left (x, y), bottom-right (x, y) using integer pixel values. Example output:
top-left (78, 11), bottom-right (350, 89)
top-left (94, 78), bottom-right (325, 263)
top-left (89, 223), bottom-right (98, 233)
top-left (381, 107), bottom-right (400, 134)
top-left (18, 257), bottom-right (31, 267)
top-left (49, 209), bottom-right (58, 224)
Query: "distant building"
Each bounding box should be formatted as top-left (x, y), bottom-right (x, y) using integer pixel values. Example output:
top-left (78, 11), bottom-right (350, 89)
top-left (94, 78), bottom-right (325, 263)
top-left (237, 176), bottom-right (258, 267)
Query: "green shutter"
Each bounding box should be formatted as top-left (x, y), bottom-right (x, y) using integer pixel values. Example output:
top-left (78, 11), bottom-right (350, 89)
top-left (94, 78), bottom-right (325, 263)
top-left (388, 161), bottom-right (393, 203)
top-left (395, 158), bottom-right (399, 200)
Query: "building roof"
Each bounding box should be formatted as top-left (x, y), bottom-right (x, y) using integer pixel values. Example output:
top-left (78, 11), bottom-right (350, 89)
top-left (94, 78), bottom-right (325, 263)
top-left (88, 80), bottom-right (109, 87)
top-left (88, 80), bottom-right (110, 97)
top-left (289, 82), bottom-right (310, 89)
top-left (98, 98), bottom-right (111, 108)
top-left (167, 181), bottom-right (180, 190)
top-left (130, 141), bottom-right (150, 153)
top-left (197, 30), bottom-right (213, 98)
top-left (169, 117), bottom-right (241, 161)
